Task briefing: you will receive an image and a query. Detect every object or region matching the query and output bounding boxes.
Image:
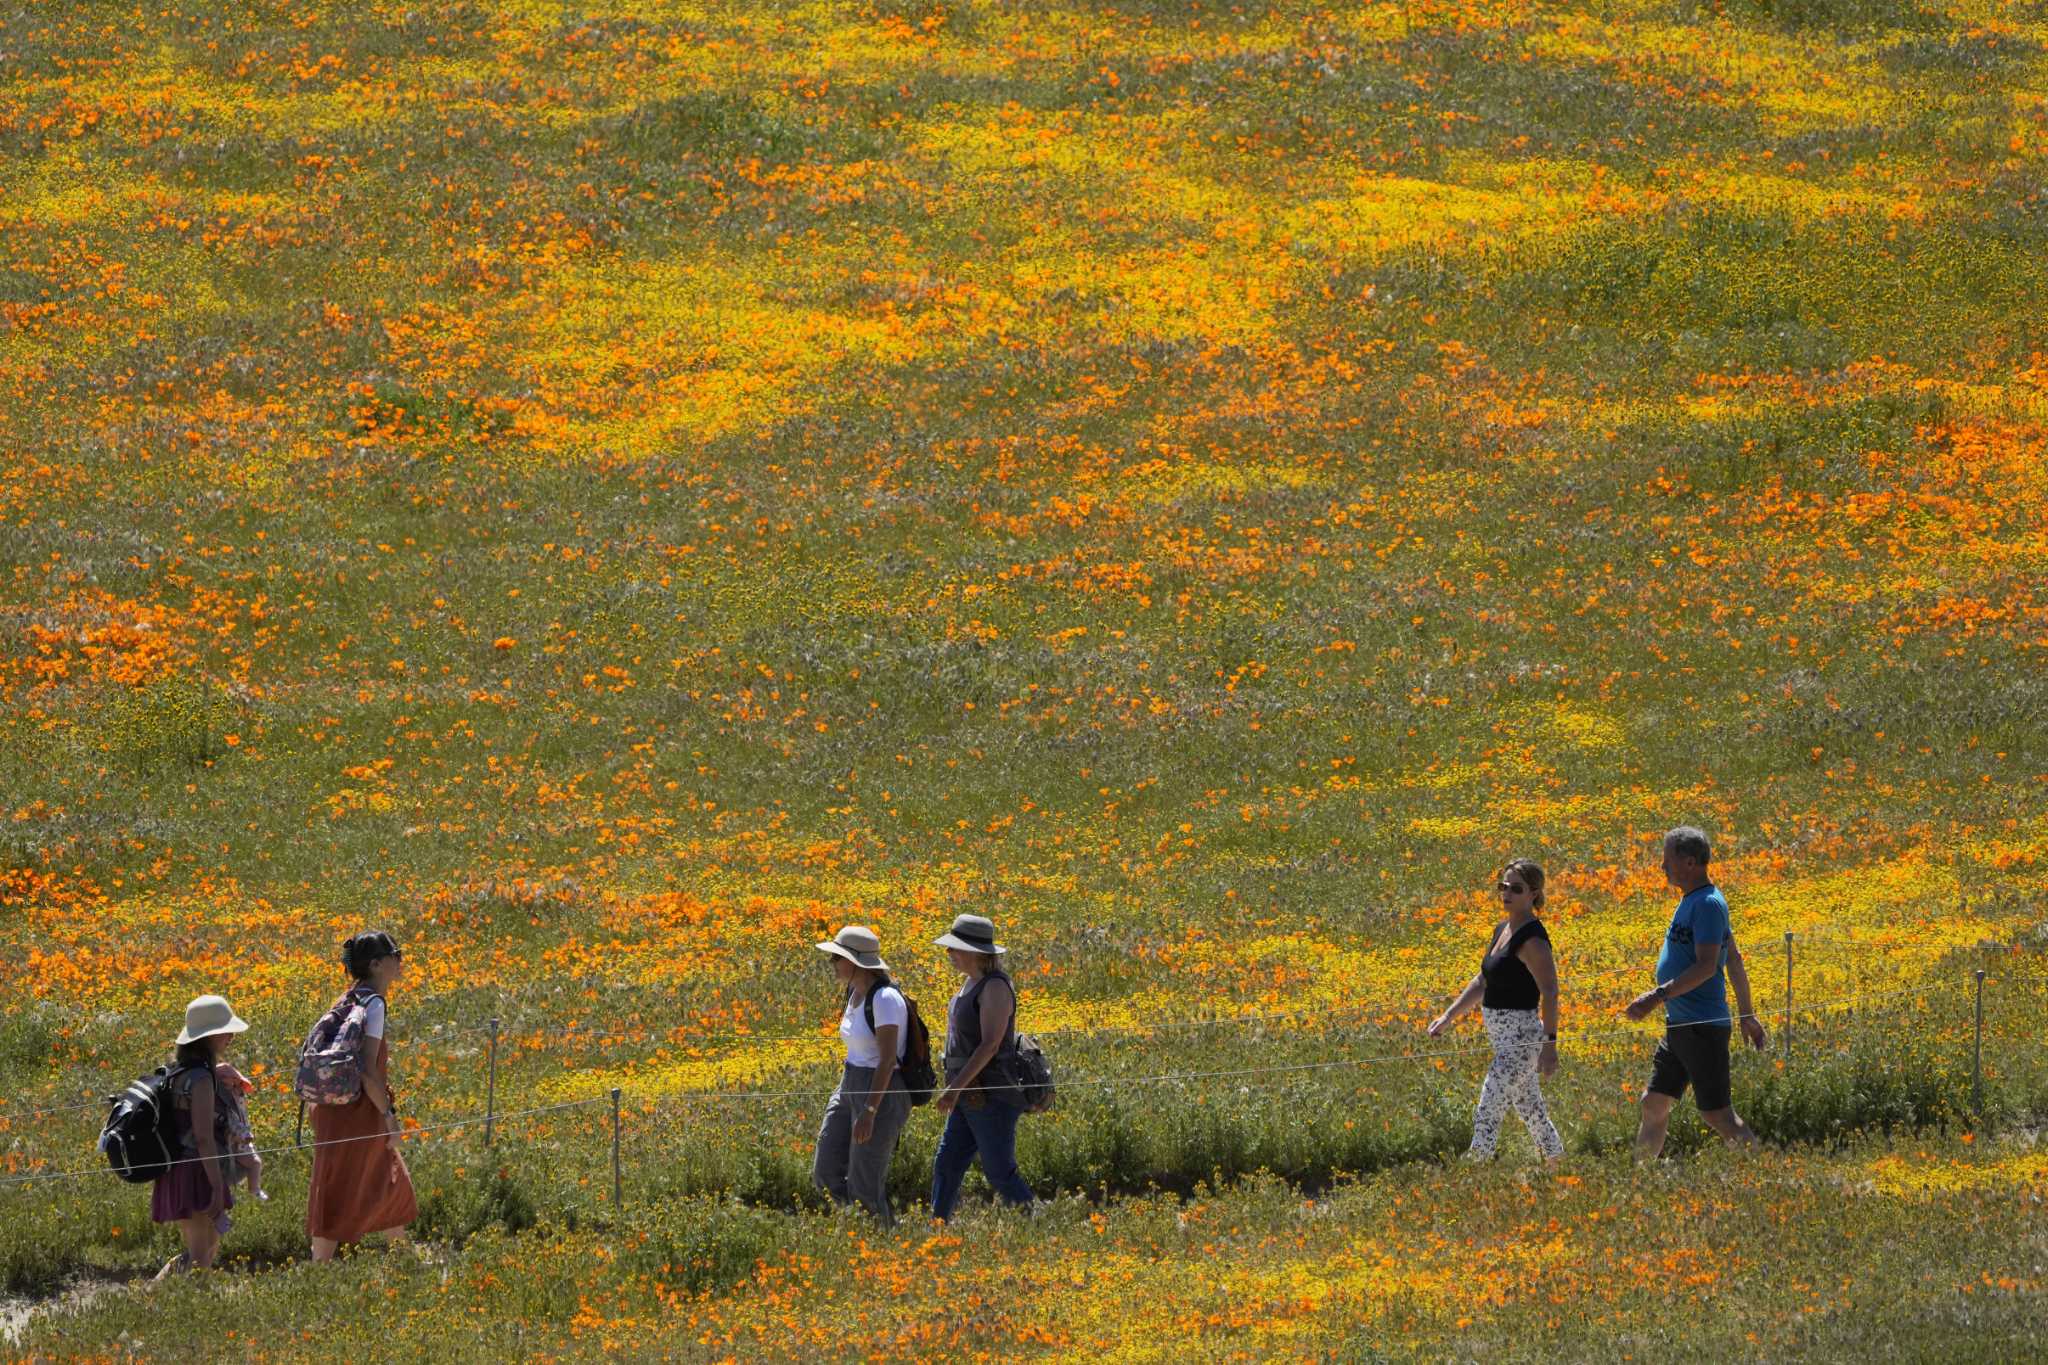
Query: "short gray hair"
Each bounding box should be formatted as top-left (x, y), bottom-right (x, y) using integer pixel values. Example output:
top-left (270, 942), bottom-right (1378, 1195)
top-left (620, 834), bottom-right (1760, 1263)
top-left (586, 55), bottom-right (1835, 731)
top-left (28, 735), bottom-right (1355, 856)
top-left (1664, 826), bottom-right (1712, 866)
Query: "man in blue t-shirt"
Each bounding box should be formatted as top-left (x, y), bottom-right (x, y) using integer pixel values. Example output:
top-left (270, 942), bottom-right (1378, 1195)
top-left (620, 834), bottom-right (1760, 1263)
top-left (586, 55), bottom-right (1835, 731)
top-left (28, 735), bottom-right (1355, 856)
top-left (1623, 825), bottom-right (1769, 1160)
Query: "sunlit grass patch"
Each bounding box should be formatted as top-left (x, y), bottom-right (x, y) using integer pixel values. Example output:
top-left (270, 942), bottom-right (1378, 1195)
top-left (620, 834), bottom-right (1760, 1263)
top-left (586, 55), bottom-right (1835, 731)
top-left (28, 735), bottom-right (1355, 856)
top-left (1857, 1142), bottom-right (2048, 1197)
top-left (502, 245), bottom-right (968, 453)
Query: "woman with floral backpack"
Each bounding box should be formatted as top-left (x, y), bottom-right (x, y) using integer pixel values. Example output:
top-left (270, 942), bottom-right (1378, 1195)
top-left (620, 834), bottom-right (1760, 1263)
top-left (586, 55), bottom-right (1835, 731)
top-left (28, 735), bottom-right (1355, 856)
top-left (302, 930), bottom-right (417, 1260)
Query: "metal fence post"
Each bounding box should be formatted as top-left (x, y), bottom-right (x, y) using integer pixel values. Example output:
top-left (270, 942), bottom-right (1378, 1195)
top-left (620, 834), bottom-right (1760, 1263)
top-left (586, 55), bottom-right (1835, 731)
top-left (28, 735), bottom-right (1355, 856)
top-left (484, 1017), bottom-right (500, 1148)
top-left (610, 1087), bottom-right (623, 1210)
top-left (1783, 931), bottom-right (1794, 1059)
top-left (1972, 970), bottom-right (1986, 1115)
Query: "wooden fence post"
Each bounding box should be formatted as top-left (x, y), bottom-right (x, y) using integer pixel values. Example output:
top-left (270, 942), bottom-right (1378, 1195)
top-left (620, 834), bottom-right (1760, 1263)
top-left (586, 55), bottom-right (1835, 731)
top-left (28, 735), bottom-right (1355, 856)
top-left (1782, 931), bottom-right (1794, 1058)
top-left (1972, 970), bottom-right (1986, 1115)
top-left (484, 1017), bottom-right (500, 1148)
top-left (610, 1087), bottom-right (624, 1210)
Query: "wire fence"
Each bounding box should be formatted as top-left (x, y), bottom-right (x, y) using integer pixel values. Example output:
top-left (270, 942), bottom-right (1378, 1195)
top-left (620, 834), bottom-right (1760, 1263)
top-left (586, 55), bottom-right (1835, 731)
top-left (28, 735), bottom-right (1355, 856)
top-left (0, 968), bottom-right (2024, 1198)
top-left (1, 921), bottom-right (2037, 1129)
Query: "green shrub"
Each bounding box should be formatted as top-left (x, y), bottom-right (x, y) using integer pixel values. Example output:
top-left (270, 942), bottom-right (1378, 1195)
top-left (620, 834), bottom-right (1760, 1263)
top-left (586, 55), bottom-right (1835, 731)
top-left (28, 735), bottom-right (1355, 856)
top-left (414, 1162), bottom-right (541, 1244)
top-left (615, 1196), bottom-right (795, 1294)
top-left (101, 675), bottom-right (238, 773)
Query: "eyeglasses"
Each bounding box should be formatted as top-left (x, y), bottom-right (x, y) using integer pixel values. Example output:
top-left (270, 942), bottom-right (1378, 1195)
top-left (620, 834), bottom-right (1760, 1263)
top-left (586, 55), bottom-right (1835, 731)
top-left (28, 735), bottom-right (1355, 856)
top-left (1497, 881), bottom-right (1527, 894)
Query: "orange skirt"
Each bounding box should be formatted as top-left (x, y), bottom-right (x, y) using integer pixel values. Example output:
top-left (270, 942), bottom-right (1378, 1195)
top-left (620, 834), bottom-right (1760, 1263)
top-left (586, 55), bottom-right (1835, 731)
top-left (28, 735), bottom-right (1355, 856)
top-left (306, 1071), bottom-right (417, 1243)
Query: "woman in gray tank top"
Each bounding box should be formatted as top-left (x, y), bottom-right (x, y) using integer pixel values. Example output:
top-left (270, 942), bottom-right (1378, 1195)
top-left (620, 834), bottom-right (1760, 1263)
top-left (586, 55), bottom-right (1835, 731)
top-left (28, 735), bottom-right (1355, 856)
top-left (928, 914), bottom-right (1036, 1219)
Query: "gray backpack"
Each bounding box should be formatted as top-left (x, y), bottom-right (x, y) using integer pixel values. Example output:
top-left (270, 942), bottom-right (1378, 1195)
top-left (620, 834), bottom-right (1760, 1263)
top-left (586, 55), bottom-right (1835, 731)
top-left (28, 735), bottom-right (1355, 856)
top-left (1010, 1033), bottom-right (1055, 1113)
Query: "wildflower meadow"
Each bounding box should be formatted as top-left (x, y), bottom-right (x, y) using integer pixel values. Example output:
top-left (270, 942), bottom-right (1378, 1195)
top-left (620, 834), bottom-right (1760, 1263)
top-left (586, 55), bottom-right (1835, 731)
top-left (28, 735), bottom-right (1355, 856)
top-left (1, 0), bottom-right (2045, 1358)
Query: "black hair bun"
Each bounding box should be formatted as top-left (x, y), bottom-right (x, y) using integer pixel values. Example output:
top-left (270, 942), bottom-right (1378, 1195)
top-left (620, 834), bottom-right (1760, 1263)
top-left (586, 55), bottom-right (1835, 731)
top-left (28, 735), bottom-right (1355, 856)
top-left (343, 929), bottom-right (400, 980)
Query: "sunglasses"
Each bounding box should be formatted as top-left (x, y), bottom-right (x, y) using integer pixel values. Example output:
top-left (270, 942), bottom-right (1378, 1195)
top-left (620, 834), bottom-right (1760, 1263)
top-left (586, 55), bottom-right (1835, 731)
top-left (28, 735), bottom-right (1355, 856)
top-left (1497, 881), bottom-right (1528, 894)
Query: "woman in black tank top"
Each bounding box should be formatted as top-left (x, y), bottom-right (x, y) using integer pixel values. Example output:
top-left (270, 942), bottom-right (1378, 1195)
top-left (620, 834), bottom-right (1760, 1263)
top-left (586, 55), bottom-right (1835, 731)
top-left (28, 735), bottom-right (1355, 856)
top-left (1426, 860), bottom-right (1566, 1162)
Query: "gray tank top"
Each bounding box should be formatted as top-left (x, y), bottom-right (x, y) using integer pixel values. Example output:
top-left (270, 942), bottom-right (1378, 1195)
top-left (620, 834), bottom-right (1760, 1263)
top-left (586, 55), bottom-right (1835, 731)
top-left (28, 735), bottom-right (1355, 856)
top-left (943, 969), bottom-right (1018, 1081)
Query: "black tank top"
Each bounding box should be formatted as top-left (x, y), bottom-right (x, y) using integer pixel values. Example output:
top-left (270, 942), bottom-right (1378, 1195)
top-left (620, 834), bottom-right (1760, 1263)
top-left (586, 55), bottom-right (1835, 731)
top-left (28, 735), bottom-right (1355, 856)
top-left (1480, 918), bottom-right (1550, 1010)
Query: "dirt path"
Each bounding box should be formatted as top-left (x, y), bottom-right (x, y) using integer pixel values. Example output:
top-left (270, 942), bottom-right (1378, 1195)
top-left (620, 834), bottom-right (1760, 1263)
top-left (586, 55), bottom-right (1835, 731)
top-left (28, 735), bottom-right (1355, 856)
top-left (3, 1272), bottom-right (150, 1349)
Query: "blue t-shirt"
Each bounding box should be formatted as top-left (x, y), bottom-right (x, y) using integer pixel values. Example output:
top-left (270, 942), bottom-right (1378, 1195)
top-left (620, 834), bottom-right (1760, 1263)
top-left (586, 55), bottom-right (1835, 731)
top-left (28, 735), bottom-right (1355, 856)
top-left (1655, 884), bottom-right (1732, 1025)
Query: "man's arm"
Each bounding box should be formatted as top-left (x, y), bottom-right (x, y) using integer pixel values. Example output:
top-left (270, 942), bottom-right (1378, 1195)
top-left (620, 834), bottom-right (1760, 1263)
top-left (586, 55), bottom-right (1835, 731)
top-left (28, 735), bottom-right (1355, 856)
top-left (1667, 938), bottom-right (1724, 997)
top-left (1625, 938), bottom-right (1723, 1020)
top-left (1726, 935), bottom-right (1754, 1014)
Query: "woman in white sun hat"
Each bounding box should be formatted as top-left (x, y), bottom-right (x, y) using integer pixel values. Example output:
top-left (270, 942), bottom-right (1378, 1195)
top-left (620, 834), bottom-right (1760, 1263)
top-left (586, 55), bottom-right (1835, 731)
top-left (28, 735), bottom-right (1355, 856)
top-left (811, 925), bottom-right (914, 1225)
top-left (929, 914), bottom-right (1037, 1220)
top-left (150, 993), bottom-right (250, 1276)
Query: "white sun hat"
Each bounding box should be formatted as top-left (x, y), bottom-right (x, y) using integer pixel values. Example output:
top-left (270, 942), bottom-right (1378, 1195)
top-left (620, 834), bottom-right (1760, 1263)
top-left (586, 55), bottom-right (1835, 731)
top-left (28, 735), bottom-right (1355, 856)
top-left (175, 994), bottom-right (250, 1046)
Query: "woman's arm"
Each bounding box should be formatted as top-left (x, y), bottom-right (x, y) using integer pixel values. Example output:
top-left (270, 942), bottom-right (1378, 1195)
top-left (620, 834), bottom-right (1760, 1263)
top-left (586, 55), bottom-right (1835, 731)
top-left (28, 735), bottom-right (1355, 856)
top-left (356, 1026), bottom-right (400, 1147)
top-left (868, 1023), bottom-right (900, 1102)
top-left (1427, 975), bottom-right (1486, 1036)
top-left (1519, 938), bottom-right (1561, 1075)
top-left (357, 1029), bottom-right (393, 1114)
top-left (187, 1072), bottom-right (223, 1209)
top-left (853, 1021), bottom-right (901, 1144)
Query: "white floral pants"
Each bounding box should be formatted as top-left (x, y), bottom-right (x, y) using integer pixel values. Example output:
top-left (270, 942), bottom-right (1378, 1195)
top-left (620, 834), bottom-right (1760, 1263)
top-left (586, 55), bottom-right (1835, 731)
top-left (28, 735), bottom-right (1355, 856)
top-left (1468, 1007), bottom-right (1565, 1160)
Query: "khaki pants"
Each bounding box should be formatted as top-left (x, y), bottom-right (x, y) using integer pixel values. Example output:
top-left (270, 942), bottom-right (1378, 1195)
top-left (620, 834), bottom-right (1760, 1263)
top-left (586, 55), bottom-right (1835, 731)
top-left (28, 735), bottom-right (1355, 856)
top-left (813, 1063), bottom-right (912, 1226)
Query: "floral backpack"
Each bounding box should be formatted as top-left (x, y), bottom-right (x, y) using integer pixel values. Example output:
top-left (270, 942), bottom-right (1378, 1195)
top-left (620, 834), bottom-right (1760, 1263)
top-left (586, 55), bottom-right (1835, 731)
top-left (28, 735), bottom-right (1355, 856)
top-left (294, 985), bottom-right (382, 1106)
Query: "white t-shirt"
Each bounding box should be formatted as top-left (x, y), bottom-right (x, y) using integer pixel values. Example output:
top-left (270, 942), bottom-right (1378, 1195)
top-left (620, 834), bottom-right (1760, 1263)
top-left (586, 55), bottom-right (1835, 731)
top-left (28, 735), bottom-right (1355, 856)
top-left (840, 985), bottom-right (906, 1067)
top-left (360, 994), bottom-right (386, 1040)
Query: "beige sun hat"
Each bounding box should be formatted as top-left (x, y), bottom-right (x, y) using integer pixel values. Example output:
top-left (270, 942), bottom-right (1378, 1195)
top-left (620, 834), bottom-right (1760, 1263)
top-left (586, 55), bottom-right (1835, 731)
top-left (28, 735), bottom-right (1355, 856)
top-left (933, 913), bottom-right (1005, 956)
top-left (816, 925), bottom-right (889, 972)
top-left (175, 994), bottom-right (250, 1046)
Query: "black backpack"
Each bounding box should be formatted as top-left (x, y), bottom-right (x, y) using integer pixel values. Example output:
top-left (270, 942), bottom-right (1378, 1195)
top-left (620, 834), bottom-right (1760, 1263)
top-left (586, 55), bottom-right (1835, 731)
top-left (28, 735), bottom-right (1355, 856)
top-left (1009, 1032), bottom-right (1056, 1113)
top-left (98, 1063), bottom-right (197, 1184)
top-left (864, 983), bottom-right (938, 1106)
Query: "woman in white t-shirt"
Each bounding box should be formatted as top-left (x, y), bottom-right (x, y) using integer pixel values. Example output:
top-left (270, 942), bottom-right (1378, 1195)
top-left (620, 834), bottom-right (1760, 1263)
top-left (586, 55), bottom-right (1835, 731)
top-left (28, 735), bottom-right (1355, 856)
top-left (811, 925), bottom-right (912, 1225)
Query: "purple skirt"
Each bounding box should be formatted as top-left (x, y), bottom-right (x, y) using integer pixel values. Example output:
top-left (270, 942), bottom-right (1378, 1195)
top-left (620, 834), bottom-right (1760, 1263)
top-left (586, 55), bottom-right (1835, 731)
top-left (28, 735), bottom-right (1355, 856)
top-left (151, 1156), bottom-right (234, 1227)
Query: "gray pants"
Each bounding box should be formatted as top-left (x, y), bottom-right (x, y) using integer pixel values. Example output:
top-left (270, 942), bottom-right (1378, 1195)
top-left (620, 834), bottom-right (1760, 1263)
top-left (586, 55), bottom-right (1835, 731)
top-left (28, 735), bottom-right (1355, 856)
top-left (812, 1063), bottom-right (912, 1225)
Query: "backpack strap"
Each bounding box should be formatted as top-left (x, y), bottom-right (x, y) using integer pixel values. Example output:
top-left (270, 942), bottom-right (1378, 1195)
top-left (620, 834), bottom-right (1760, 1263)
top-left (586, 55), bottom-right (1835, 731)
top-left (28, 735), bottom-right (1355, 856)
top-left (336, 985), bottom-right (385, 1032)
top-left (166, 1061), bottom-right (225, 1144)
top-left (963, 968), bottom-right (1017, 1055)
top-left (861, 982), bottom-right (906, 1056)
top-left (167, 1057), bottom-right (214, 1103)
top-left (963, 967), bottom-right (1012, 1012)
top-left (966, 966), bottom-right (1012, 1001)
top-left (311, 985), bottom-right (384, 1050)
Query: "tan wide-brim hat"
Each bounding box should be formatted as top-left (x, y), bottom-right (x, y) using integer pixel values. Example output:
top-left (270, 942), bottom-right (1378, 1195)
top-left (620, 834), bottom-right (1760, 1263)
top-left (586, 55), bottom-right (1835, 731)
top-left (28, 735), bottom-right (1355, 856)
top-left (816, 924), bottom-right (889, 972)
top-left (934, 913), bottom-right (1005, 956)
top-left (175, 994), bottom-right (250, 1046)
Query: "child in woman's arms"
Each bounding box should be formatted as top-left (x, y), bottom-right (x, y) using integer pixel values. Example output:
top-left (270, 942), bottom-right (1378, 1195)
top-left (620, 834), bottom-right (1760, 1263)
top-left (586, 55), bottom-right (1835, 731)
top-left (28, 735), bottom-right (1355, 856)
top-left (213, 1063), bottom-right (267, 1201)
